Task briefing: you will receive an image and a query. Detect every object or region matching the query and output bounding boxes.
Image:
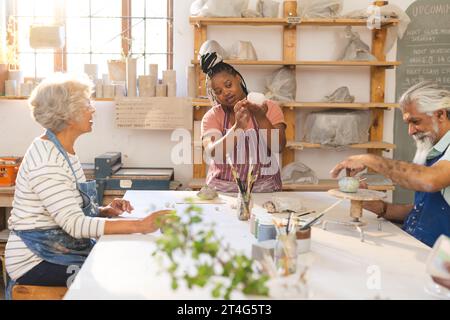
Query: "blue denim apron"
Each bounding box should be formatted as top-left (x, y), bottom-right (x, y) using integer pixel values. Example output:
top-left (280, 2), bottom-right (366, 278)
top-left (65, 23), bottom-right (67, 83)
top-left (403, 148), bottom-right (450, 247)
top-left (6, 130), bottom-right (100, 299)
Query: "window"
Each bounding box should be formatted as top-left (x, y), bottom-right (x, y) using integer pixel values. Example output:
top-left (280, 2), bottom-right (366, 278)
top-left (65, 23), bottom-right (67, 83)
top-left (5, 0), bottom-right (173, 79)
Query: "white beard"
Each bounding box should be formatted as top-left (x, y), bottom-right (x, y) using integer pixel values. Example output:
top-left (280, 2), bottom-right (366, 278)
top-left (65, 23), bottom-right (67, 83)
top-left (412, 132), bottom-right (435, 165)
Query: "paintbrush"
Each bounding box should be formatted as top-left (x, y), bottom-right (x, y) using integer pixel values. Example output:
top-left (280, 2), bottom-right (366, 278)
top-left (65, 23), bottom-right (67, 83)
top-left (286, 212), bottom-right (293, 234)
top-left (299, 200), bottom-right (343, 230)
top-left (227, 156), bottom-right (246, 195)
top-left (299, 212), bottom-right (325, 230)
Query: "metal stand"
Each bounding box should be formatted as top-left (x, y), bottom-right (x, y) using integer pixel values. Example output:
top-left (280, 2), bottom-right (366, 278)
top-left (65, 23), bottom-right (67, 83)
top-left (322, 218), bottom-right (367, 242)
top-left (325, 190), bottom-right (387, 242)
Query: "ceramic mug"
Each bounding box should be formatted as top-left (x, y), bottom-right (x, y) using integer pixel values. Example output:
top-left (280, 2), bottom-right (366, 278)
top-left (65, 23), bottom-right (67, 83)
top-left (296, 227), bottom-right (311, 254)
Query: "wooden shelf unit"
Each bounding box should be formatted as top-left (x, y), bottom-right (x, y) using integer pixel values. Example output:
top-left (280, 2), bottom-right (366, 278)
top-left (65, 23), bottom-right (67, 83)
top-left (191, 59), bottom-right (400, 68)
top-left (189, 17), bottom-right (400, 27)
top-left (192, 98), bottom-right (399, 110)
top-left (189, 1), bottom-right (398, 192)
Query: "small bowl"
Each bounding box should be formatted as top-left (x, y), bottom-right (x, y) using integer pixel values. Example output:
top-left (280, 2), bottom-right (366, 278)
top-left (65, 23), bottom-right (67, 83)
top-left (338, 176), bottom-right (359, 193)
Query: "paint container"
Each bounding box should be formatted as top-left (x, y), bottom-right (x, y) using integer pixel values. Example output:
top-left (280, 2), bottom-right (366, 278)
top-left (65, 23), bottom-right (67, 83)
top-left (249, 212), bottom-right (260, 235)
top-left (275, 233), bottom-right (297, 275)
top-left (257, 217), bottom-right (277, 242)
top-left (296, 227), bottom-right (311, 254)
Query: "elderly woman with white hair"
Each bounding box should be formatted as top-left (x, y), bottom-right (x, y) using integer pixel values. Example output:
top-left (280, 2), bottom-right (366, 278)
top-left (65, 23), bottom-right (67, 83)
top-left (330, 81), bottom-right (450, 247)
top-left (5, 73), bottom-right (171, 298)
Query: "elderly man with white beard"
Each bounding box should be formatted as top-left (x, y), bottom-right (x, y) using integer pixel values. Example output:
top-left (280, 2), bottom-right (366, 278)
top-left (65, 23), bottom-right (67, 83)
top-left (330, 81), bottom-right (450, 248)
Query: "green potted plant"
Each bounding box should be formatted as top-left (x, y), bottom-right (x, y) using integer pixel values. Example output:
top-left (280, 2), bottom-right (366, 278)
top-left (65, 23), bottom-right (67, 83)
top-left (152, 200), bottom-right (270, 300)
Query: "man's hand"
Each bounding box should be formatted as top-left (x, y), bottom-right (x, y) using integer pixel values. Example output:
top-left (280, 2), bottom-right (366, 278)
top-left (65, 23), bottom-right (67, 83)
top-left (432, 262), bottom-right (450, 290)
top-left (330, 155), bottom-right (368, 178)
top-left (101, 198), bottom-right (134, 217)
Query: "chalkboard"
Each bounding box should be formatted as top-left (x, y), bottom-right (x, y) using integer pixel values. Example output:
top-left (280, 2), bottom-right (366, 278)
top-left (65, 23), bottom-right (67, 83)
top-left (394, 0), bottom-right (450, 204)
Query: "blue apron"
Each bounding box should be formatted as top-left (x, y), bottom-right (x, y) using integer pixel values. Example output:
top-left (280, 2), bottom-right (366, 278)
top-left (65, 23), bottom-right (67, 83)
top-left (403, 148), bottom-right (450, 247)
top-left (6, 130), bottom-right (100, 299)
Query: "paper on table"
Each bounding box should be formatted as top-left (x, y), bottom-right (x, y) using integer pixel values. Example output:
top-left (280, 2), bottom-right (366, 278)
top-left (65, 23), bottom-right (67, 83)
top-left (175, 197), bottom-right (226, 204)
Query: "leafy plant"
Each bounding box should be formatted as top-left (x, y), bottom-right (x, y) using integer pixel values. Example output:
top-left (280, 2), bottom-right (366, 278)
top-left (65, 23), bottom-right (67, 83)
top-left (152, 199), bottom-right (269, 300)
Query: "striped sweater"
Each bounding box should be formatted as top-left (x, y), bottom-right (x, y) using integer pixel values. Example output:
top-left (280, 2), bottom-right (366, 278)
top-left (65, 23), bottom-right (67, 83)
top-left (6, 137), bottom-right (105, 280)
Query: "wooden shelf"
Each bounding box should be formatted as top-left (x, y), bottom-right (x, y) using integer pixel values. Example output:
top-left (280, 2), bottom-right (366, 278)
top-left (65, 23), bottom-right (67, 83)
top-left (191, 59), bottom-right (400, 68)
top-left (188, 178), bottom-right (394, 192)
top-left (0, 96), bottom-right (117, 101)
top-left (189, 17), bottom-right (399, 27)
top-left (192, 98), bottom-right (398, 109)
top-left (0, 96), bottom-right (28, 100)
top-left (287, 141), bottom-right (396, 151)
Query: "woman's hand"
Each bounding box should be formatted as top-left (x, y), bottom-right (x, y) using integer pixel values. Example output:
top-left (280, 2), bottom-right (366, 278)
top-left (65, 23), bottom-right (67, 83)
top-left (137, 210), bottom-right (174, 234)
top-left (246, 101), bottom-right (268, 119)
top-left (234, 106), bottom-right (251, 130)
top-left (101, 198), bottom-right (134, 217)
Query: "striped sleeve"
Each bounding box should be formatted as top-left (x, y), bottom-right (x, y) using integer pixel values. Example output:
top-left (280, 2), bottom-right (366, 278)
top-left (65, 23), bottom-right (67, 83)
top-left (28, 162), bottom-right (105, 239)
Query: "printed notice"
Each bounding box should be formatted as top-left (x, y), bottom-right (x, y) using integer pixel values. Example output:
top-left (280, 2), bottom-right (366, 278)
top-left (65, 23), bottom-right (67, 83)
top-left (115, 97), bottom-right (193, 130)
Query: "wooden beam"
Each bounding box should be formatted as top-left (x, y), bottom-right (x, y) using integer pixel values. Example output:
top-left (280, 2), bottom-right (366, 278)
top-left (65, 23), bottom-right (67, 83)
top-left (167, 0), bottom-right (174, 69)
top-left (282, 1), bottom-right (298, 168)
top-left (192, 23), bottom-right (207, 179)
top-left (121, 0), bottom-right (132, 57)
top-left (193, 25), bottom-right (207, 97)
top-left (54, 0), bottom-right (66, 72)
top-left (369, 1), bottom-right (389, 158)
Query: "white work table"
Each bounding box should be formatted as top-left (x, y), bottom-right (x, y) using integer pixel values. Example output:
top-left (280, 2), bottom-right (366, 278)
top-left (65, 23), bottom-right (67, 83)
top-left (64, 191), bottom-right (434, 300)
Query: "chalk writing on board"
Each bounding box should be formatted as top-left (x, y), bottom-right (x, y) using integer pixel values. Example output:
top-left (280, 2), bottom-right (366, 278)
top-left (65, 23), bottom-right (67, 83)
top-left (396, 0), bottom-right (450, 96)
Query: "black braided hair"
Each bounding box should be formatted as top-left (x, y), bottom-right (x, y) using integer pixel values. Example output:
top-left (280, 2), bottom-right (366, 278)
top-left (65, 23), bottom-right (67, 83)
top-left (200, 52), bottom-right (249, 104)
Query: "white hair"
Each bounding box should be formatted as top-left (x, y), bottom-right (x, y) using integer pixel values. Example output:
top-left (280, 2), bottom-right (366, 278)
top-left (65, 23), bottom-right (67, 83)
top-left (399, 81), bottom-right (450, 117)
top-left (28, 73), bottom-right (94, 132)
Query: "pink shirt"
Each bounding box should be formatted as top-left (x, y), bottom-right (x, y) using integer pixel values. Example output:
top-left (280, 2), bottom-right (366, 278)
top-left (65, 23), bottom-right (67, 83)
top-left (201, 100), bottom-right (286, 137)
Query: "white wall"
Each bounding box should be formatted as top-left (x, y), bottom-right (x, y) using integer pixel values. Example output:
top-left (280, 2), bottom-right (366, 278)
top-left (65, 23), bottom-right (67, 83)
top-left (0, 0), bottom-right (415, 185)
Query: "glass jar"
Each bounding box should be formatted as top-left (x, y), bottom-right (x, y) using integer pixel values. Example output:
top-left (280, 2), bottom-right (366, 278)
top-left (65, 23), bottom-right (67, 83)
top-left (236, 192), bottom-right (253, 221)
top-left (274, 233), bottom-right (298, 276)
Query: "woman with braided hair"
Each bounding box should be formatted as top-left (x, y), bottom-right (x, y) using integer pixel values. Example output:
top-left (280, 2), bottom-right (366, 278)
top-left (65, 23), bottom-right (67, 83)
top-left (200, 52), bottom-right (286, 192)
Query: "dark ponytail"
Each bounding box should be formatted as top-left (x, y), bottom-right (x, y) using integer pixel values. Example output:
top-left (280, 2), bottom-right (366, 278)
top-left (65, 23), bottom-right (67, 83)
top-left (200, 52), bottom-right (249, 100)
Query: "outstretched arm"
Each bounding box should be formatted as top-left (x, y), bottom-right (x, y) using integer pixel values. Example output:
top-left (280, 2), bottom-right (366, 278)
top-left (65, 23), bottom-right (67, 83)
top-left (363, 200), bottom-right (413, 223)
top-left (330, 154), bottom-right (450, 193)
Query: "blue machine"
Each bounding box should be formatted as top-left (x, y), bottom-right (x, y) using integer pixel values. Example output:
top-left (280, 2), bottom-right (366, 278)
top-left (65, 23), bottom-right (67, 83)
top-left (94, 152), bottom-right (174, 204)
